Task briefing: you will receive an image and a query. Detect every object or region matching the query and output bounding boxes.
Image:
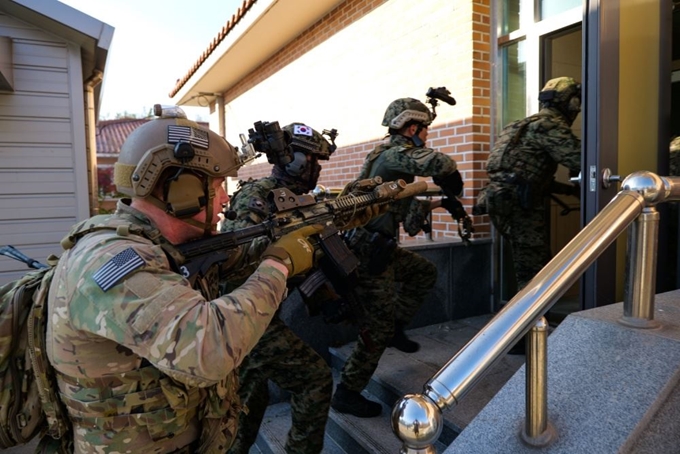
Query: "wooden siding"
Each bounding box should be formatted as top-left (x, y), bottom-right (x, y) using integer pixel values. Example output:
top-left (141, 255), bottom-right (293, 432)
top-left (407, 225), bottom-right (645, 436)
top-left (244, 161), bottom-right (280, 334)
top-left (0, 12), bottom-right (87, 283)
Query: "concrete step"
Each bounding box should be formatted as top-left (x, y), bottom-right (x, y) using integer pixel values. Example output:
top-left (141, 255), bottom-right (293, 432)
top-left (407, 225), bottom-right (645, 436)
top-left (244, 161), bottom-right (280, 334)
top-left (253, 316), bottom-right (522, 454)
top-left (446, 291), bottom-right (680, 453)
top-left (328, 316), bottom-right (526, 443)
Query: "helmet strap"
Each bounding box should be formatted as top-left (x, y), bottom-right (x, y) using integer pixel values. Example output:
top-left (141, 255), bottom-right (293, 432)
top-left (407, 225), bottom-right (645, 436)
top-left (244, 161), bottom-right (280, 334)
top-left (410, 124), bottom-right (425, 147)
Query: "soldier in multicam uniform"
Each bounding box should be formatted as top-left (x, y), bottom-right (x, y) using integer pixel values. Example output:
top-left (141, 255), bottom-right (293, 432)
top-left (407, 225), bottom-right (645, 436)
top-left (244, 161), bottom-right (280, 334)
top-left (330, 97), bottom-right (463, 418)
top-left (46, 107), bottom-right (322, 454)
top-left (221, 122), bottom-right (341, 454)
top-left (485, 76), bottom-right (582, 292)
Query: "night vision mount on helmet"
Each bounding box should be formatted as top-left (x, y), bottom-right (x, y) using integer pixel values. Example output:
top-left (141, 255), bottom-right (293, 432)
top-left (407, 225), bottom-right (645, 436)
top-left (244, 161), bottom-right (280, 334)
top-left (382, 86), bottom-right (457, 132)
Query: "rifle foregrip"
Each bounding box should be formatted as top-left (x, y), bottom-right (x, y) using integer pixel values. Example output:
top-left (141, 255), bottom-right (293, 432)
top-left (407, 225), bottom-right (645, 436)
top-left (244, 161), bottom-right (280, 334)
top-left (394, 181), bottom-right (428, 200)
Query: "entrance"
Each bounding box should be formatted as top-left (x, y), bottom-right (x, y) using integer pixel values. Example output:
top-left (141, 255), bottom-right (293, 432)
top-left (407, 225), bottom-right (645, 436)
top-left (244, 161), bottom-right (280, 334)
top-left (494, 2), bottom-right (583, 323)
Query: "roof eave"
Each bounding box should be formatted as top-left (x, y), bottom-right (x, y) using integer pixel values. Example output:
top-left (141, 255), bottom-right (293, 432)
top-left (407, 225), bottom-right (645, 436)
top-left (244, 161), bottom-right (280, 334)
top-left (0, 0), bottom-right (115, 112)
top-left (171, 0), bottom-right (344, 107)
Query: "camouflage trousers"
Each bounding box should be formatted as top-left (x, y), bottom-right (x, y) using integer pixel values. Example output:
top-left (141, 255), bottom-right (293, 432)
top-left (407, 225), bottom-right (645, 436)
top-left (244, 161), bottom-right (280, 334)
top-left (486, 182), bottom-right (552, 290)
top-left (340, 244), bottom-right (437, 392)
top-left (227, 316), bottom-right (332, 454)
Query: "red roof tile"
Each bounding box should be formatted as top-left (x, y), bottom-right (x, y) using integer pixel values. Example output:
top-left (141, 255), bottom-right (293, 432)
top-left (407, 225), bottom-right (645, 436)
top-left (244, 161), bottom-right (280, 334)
top-left (96, 118), bottom-right (209, 156)
top-left (168, 0), bottom-right (256, 98)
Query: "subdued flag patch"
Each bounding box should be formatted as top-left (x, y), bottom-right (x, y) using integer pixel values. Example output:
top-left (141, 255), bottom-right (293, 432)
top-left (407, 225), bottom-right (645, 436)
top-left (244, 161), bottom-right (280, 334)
top-left (168, 125), bottom-right (210, 149)
top-left (93, 247), bottom-right (145, 292)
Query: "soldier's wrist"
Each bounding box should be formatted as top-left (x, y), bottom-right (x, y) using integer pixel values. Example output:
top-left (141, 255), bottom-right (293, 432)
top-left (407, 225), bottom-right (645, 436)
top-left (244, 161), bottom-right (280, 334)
top-left (262, 246), bottom-right (293, 275)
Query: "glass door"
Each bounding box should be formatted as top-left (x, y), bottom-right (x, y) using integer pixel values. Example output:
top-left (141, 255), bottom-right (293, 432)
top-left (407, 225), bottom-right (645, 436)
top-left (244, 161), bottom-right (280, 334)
top-left (493, 1), bottom-right (585, 321)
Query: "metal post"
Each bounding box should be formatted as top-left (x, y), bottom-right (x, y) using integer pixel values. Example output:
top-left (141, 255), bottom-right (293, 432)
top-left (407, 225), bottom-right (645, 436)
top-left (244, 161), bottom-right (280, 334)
top-left (521, 317), bottom-right (556, 447)
top-left (620, 207), bottom-right (661, 328)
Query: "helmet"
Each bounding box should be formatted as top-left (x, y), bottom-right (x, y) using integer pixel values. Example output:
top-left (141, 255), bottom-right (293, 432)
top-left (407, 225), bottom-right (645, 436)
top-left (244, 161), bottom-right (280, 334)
top-left (539, 77), bottom-right (581, 123)
top-left (271, 123), bottom-right (337, 194)
top-left (114, 108), bottom-right (240, 198)
top-left (282, 122), bottom-right (336, 160)
top-left (113, 105), bottom-right (241, 225)
top-left (382, 98), bottom-right (433, 129)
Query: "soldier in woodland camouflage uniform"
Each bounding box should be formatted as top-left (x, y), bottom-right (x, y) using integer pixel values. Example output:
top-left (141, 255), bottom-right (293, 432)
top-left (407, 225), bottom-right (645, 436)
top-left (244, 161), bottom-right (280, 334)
top-left (330, 98), bottom-right (463, 418)
top-left (222, 123), bottom-right (338, 454)
top-left (485, 76), bottom-right (582, 291)
top-left (670, 136), bottom-right (680, 177)
top-left (46, 107), bottom-right (322, 454)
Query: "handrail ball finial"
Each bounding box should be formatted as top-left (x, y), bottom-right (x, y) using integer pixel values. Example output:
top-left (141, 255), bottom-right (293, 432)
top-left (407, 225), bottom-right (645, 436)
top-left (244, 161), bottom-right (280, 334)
top-left (621, 171), bottom-right (667, 205)
top-left (392, 394), bottom-right (442, 454)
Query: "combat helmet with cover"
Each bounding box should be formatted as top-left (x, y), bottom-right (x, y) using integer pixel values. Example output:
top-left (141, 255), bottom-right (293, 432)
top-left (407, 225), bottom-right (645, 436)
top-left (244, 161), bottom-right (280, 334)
top-left (539, 76), bottom-right (581, 125)
top-left (282, 122), bottom-right (336, 160)
top-left (114, 104), bottom-right (243, 234)
top-left (382, 98), bottom-right (433, 130)
top-left (272, 123), bottom-right (338, 194)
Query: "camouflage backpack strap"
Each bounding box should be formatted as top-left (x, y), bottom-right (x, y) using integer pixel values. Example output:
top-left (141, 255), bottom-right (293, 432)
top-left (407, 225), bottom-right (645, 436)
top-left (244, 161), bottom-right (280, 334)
top-left (495, 113), bottom-right (544, 173)
top-left (60, 214), bottom-right (163, 251)
top-left (27, 257), bottom-right (72, 444)
top-left (358, 144), bottom-right (391, 179)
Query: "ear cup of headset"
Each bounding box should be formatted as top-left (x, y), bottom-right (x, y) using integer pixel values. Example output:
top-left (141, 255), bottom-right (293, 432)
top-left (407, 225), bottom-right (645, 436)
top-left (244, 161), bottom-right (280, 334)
top-left (165, 173), bottom-right (206, 218)
top-left (285, 151), bottom-right (308, 176)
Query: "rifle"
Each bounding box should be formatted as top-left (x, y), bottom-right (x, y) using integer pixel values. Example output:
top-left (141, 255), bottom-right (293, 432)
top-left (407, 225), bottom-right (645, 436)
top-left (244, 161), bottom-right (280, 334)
top-left (175, 177), bottom-right (428, 281)
top-left (0, 245), bottom-right (48, 269)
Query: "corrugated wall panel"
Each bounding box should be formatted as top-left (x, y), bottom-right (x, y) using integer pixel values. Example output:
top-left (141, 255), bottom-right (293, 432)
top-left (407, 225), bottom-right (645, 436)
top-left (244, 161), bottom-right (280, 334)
top-left (0, 145), bottom-right (72, 168)
top-left (0, 93), bottom-right (71, 118)
top-left (0, 12), bottom-right (84, 285)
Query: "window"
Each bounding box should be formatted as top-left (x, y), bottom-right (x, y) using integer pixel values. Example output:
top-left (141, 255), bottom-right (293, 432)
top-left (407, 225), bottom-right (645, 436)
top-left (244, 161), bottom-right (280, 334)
top-left (499, 40), bottom-right (527, 129)
top-left (540, 0), bottom-right (581, 21)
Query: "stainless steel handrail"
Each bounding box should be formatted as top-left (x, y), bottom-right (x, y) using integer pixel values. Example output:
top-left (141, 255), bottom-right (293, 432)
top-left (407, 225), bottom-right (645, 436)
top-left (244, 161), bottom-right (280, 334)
top-left (392, 171), bottom-right (680, 453)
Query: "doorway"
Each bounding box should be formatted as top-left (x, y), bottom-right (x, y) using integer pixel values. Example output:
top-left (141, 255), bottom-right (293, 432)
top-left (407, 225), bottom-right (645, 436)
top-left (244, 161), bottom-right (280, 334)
top-left (493, 2), bottom-right (584, 322)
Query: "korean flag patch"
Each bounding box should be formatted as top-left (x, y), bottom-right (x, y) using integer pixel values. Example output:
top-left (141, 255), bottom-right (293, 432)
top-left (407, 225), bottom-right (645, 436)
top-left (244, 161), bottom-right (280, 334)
top-left (293, 124), bottom-right (313, 136)
top-left (93, 247), bottom-right (145, 292)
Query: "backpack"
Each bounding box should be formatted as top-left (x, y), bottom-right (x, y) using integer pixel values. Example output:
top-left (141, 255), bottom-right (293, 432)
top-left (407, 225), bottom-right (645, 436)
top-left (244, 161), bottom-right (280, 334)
top-left (0, 255), bottom-right (71, 450)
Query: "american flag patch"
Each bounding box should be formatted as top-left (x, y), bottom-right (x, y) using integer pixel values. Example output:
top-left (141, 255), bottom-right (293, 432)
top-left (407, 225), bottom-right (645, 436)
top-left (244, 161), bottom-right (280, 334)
top-left (167, 125), bottom-right (210, 149)
top-left (93, 247), bottom-right (145, 292)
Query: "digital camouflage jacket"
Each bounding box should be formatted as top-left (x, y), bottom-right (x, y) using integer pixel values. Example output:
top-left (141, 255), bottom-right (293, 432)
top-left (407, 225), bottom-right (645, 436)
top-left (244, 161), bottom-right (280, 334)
top-left (358, 135), bottom-right (457, 238)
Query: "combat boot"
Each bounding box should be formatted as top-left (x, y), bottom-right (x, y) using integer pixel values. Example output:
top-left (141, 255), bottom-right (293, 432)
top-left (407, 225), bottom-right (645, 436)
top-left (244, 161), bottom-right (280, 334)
top-left (331, 383), bottom-right (382, 418)
top-left (389, 323), bottom-right (420, 353)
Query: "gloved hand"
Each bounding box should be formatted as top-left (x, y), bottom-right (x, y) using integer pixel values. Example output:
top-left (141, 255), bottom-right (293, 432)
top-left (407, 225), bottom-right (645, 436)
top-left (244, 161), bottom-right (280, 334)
top-left (440, 197), bottom-right (467, 220)
top-left (342, 203), bottom-right (390, 230)
top-left (262, 225), bottom-right (324, 276)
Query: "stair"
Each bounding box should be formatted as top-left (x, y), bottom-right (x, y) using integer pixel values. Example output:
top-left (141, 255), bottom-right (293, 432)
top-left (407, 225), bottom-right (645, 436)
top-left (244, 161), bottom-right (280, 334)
top-left (252, 316), bottom-right (526, 453)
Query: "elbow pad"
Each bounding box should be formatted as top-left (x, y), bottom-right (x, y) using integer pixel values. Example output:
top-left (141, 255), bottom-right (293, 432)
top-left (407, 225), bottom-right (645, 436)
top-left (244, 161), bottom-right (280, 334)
top-left (433, 170), bottom-right (463, 198)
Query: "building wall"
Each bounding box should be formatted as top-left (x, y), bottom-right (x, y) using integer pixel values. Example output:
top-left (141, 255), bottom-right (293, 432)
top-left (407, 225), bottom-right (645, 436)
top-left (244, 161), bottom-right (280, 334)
top-left (219, 0), bottom-right (492, 241)
top-left (0, 12), bottom-right (89, 283)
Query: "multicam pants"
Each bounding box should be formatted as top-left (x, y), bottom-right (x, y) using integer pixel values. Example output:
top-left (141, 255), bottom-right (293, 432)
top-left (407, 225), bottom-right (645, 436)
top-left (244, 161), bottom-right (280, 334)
top-left (340, 240), bottom-right (437, 392)
top-left (227, 316), bottom-right (332, 454)
top-left (486, 181), bottom-right (552, 290)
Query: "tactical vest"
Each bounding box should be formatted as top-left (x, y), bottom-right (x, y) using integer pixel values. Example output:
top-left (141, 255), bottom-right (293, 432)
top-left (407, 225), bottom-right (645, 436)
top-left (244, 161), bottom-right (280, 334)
top-left (54, 213), bottom-right (240, 453)
top-left (360, 143), bottom-right (416, 238)
top-left (486, 114), bottom-right (545, 181)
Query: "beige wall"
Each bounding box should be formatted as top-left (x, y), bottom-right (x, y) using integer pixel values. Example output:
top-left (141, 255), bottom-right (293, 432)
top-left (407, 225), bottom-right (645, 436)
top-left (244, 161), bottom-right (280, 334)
top-left (220, 0), bottom-right (492, 241)
top-left (0, 12), bottom-right (89, 284)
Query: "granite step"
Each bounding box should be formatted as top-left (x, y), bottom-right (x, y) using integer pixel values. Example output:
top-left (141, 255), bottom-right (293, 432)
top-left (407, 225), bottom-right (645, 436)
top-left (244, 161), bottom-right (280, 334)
top-left (254, 315), bottom-right (525, 453)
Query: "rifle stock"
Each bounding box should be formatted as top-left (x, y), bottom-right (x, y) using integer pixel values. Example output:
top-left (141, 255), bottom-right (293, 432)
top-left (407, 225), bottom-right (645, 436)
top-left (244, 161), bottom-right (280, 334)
top-left (175, 179), bottom-right (427, 280)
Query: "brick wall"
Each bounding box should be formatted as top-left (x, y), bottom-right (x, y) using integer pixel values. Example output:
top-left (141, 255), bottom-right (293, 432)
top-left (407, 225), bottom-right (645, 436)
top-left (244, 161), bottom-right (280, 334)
top-left (223, 0), bottom-right (492, 241)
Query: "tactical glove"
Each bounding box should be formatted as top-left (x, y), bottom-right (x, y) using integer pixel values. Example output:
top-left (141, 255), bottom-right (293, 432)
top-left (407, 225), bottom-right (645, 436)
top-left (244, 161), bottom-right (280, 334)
top-left (262, 225), bottom-right (324, 276)
top-left (441, 197), bottom-right (467, 220)
top-left (342, 203), bottom-right (390, 230)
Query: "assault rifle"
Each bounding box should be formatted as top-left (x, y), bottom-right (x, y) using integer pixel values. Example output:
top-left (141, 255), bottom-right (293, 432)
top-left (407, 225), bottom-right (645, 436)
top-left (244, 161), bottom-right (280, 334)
top-left (175, 177), bottom-right (428, 281)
